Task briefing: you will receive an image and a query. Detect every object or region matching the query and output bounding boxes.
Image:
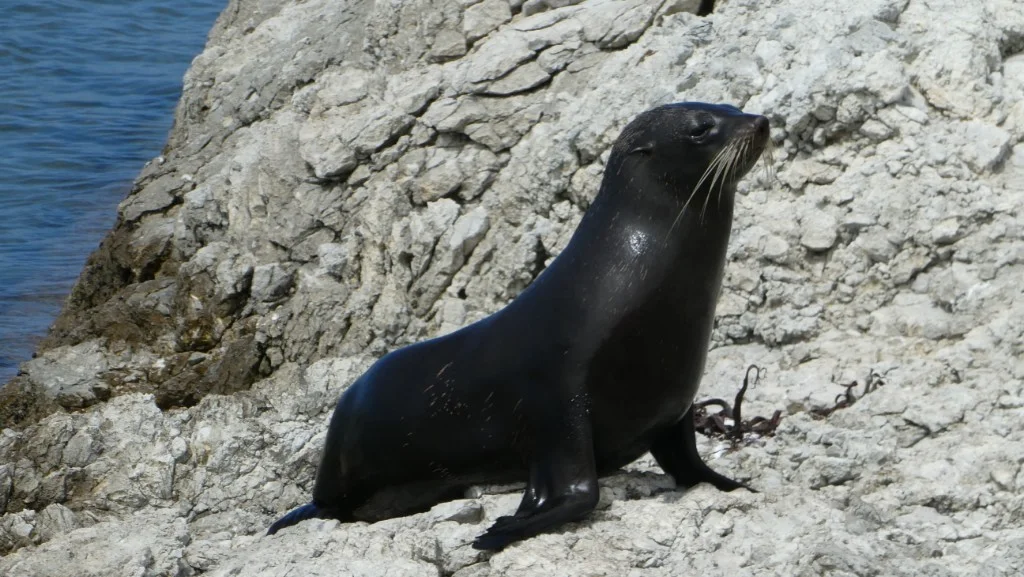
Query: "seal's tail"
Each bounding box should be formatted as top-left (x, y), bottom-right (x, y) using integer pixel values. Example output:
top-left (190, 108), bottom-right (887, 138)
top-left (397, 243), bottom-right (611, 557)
top-left (266, 502), bottom-right (326, 535)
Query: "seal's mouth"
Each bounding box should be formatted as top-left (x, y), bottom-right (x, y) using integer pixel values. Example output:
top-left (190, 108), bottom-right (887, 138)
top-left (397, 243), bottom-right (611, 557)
top-left (673, 115), bottom-right (774, 228)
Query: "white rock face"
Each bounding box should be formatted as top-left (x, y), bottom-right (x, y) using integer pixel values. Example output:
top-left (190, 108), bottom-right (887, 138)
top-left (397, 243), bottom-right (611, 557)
top-left (3, 0), bottom-right (1024, 575)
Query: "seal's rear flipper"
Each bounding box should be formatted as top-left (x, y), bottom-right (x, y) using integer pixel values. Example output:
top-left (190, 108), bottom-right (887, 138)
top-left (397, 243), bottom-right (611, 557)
top-left (266, 503), bottom-right (329, 535)
top-left (650, 407), bottom-right (756, 493)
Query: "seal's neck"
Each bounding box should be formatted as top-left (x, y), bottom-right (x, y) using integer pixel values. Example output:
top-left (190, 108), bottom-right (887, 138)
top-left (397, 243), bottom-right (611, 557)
top-left (588, 169), bottom-right (736, 243)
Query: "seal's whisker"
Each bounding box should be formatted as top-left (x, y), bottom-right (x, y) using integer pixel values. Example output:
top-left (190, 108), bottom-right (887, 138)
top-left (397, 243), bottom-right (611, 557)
top-left (701, 143), bottom-right (735, 223)
top-left (742, 135), bottom-right (754, 176)
top-left (737, 137), bottom-right (753, 176)
top-left (670, 142), bottom-right (732, 234)
top-left (710, 143), bottom-right (735, 192)
top-left (725, 139), bottom-right (743, 181)
top-left (733, 137), bottom-right (748, 182)
top-left (725, 138), bottom-right (745, 193)
top-left (720, 136), bottom-right (749, 209)
top-left (703, 142), bottom-right (738, 222)
top-left (761, 137), bottom-right (776, 187)
top-left (695, 143), bottom-right (732, 201)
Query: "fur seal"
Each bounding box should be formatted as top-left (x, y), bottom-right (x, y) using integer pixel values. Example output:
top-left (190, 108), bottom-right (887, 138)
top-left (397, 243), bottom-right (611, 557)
top-left (268, 102), bottom-right (770, 550)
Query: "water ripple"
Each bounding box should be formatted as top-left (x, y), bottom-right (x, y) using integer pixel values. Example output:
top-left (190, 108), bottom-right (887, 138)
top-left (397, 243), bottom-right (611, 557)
top-left (0, 0), bottom-right (225, 382)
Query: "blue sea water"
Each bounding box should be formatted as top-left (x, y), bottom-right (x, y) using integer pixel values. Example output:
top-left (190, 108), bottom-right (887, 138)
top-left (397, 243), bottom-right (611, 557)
top-left (0, 0), bottom-right (226, 382)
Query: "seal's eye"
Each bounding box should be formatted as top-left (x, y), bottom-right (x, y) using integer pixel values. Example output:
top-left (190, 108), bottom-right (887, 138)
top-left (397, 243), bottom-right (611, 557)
top-left (628, 142), bottom-right (654, 155)
top-left (689, 121), bottom-right (714, 140)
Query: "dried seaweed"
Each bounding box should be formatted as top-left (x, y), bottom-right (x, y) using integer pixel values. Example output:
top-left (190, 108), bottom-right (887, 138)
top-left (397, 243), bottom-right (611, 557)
top-left (694, 364), bottom-right (783, 440)
top-left (810, 369), bottom-right (886, 419)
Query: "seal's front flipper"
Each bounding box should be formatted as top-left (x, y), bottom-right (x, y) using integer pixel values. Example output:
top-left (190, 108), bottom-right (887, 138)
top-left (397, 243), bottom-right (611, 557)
top-left (650, 407), bottom-right (755, 493)
top-left (472, 478), bottom-right (600, 550)
top-left (472, 417), bottom-right (600, 550)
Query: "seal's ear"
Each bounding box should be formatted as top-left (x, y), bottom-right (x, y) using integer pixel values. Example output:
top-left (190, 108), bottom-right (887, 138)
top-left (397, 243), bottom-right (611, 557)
top-left (628, 142), bottom-right (655, 155)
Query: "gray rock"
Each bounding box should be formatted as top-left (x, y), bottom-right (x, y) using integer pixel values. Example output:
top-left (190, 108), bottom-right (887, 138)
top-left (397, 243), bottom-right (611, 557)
top-left (449, 206), bottom-right (491, 257)
top-left (432, 29), bottom-right (470, 61)
top-left (522, 0), bottom-right (586, 17)
top-left (957, 121), bottom-right (1012, 172)
top-left (2, 510), bottom-right (190, 577)
top-left (22, 341), bottom-right (111, 409)
top-left (870, 293), bottom-right (964, 340)
top-left (316, 243), bottom-right (354, 280)
top-left (251, 264), bottom-right (294, 303)
top-left (484, 61), bottom-right (551, 95)
top-left (799, 208), bottom-right (838, 252)
top-left (33, 504), bottom-right (78, 542)
top-left (464, 0), bottom-right (512, 42)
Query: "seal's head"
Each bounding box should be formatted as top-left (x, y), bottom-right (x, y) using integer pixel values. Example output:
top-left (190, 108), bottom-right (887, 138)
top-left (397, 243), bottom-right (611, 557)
top-left (610, 102), bottom-right (771, 203)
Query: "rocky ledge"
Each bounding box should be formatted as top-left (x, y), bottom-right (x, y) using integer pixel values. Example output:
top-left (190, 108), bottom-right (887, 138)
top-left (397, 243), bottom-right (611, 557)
top-left (2, 0), bottom-right (1024, 575)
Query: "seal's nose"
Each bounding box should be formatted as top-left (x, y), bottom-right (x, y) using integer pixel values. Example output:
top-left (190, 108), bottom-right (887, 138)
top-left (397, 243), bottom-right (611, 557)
top-left (754, 115), bottom-right (769, 139)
